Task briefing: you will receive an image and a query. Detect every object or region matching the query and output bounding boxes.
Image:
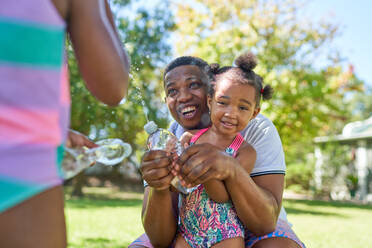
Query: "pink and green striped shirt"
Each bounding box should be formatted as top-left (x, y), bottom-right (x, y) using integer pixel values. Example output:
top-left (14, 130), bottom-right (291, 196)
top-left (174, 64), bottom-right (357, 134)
top-left (0, 0), bottom-right (70, 212)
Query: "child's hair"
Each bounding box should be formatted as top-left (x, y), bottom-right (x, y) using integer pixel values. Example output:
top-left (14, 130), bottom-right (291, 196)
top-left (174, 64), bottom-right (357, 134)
top-left (163, 56), bottom-right (213, 84)
top-left (209, 53), bottom-right (273, 108)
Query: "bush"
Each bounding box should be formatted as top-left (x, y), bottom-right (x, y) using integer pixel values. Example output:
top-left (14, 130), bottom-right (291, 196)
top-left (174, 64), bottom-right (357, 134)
top-left (285, 162), bottom-right (314, 192)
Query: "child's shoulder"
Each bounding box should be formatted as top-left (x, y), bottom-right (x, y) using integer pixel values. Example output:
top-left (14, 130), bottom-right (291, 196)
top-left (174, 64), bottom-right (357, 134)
top-left (239, 140), bottom-right (256, 155)
top-left (236, 140), bottom-right (257, 173)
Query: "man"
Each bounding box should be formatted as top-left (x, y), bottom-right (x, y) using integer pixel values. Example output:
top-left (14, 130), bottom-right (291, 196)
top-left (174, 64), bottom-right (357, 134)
top-left (131, 57), bottom-right (304, 248)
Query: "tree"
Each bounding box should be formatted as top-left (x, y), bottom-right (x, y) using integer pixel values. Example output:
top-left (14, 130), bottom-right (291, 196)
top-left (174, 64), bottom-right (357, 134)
top-left (172, 0), bottom-right (363, 189)
top-left (67, 0), bottom-right (174, 195)
top-left (345, 83), bottom-right (372, 121)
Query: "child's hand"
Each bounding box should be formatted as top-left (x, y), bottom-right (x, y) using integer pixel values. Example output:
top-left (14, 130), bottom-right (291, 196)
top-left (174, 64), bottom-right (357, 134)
top-left (179, 132), bottom-right (193, 149)
top-left (66, 129), bottom-right (97, 149)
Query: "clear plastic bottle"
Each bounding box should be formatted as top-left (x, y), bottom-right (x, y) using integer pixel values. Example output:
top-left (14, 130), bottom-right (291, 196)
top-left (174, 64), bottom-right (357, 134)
top-left (144, 121), bottom-right (190, 194)
top-left (62, 138), bottom-right (132, 180)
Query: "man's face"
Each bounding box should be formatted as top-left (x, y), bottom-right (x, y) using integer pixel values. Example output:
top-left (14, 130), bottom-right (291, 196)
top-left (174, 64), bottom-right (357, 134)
top-left (164, 65), bottom-right (210, 130)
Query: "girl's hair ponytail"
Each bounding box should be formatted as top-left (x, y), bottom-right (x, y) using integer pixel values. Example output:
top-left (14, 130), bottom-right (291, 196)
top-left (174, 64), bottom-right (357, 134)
top-left (261, 84), bottom-right (273, 101)
top-left (234, 52), bottom-right (257, 72)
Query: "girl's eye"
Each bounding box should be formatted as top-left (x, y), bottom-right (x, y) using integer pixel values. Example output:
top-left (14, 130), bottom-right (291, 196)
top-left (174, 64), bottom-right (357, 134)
top-left (217, 101), bottom-right (226, 105)
top-left (239, 106), bottom-right (248, 111)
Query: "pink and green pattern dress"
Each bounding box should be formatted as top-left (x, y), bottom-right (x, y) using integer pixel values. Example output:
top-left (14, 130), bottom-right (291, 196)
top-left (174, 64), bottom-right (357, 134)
top-left (178, 128), bottom-right (245, 248)
top-left (0, 0), bottom-right (69, 212)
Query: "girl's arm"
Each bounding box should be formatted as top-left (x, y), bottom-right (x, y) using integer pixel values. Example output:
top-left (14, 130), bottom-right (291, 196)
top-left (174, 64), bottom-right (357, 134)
top-left (204, 142), bottom-right (256, 203)
top-left (203, 180), bottom-right (229, 203)
top-left (67, 0), bottom-right (130, 106)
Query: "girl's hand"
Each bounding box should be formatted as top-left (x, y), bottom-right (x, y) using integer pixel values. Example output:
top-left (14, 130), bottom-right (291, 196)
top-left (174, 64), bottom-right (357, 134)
top-left (179, 132), bottom-right (193, 148)
top-left (66, 129), bottom-right (97, 149)
top-left (176, 143), bottom-right (239, 188)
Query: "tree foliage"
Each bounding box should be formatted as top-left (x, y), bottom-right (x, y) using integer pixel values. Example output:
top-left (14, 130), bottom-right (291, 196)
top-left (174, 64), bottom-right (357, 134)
top-left (172, 0), bottom-right (364, 189)
top-left (67, 0), bottom-right (174, 194)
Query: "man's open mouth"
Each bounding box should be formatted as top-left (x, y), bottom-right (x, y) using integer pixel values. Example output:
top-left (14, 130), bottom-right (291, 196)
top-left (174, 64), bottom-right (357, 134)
top-left (180, 105), bottom-right (197, 118)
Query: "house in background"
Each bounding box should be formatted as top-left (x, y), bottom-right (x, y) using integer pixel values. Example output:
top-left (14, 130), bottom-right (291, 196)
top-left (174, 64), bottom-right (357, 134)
top-left (314, 116), bottom-right (372, 201)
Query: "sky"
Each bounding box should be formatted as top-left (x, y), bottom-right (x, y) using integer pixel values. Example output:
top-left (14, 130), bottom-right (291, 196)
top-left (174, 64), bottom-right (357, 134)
top-left (306, 0), bottom-right (372, 87)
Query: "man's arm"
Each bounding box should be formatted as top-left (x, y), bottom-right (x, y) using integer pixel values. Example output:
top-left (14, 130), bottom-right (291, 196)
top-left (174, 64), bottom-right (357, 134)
top-left (142, 188), bottom-right (177, 247)
top-left (225, 168), bottom-right (283, 236)
top-left (140, 150), bottom-right (177, 247)
top-left (223, 142), bottom-right (282, 236)
top-left (177, 144), bottom-right (282, 236)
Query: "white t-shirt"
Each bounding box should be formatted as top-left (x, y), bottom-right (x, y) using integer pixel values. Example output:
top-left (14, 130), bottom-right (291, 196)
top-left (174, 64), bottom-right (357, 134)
top-left (169, 113), bottom-right (289, 223)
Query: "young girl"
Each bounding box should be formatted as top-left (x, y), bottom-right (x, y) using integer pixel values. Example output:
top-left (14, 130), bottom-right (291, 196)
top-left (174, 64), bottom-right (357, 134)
top-left (173, 53), bottom-right (273, 248)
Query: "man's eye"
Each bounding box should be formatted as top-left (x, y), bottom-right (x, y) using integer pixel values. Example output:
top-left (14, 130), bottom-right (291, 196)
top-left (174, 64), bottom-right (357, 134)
top-left (167, 89), bottom-right (177, 96)
top-left (217, 101), bottom-right (226, 105)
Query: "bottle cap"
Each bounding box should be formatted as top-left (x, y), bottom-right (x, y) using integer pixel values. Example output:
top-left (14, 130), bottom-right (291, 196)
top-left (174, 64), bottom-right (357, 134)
top-left (144, 121), bottom-right (158, 134)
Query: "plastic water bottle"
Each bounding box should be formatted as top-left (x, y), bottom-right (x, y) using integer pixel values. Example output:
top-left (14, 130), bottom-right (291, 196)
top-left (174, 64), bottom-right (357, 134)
top-left (62, 138), bottom-right (132, 180)
top-left (144, 121), bottom-right (191, 194)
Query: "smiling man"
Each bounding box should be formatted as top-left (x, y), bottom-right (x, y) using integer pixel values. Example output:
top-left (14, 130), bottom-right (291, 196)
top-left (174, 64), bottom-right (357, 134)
top-left (131, 56), bottom-right (305, 248)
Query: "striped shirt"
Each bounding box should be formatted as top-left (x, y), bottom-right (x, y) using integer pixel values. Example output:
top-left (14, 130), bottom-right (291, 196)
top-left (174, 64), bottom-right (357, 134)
top-left (0, 0), bottom-right (69, 211)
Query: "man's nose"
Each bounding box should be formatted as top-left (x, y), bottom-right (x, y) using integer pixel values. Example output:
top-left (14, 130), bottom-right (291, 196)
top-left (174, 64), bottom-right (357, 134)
top-left (178, 89), bottom-right (192, 102)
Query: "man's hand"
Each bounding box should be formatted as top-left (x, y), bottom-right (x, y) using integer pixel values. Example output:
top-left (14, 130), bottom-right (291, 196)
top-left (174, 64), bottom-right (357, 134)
top-left (140, 150), bottom-right (175, 191)
top-left (175, 143), bottom-right (239, 188)
top-left (66, 129), bottom-right (97, 148)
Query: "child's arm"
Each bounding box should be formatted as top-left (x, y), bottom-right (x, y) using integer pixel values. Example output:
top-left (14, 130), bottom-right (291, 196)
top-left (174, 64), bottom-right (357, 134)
top-left (67, 0), bottom-right (130, 106)
top-left (204, 142), bottom-right (257, 203)
top-left (235, 142), bottom-right (257, 176)
top-left (204, 180), bottom-right (230, 203)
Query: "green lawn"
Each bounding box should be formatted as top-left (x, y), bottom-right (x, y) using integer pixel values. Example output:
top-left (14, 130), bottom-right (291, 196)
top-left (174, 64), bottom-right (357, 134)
top-left (65, 187), bottom-right (372, 248)
top-left (65, 187), bottom-right (144, 248)
top-left (285, 199), bottom-right (372, 248)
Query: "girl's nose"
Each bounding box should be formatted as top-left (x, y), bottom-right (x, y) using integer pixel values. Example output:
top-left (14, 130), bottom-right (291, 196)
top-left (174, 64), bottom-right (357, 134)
top-left (224, 107), bottom-right (238, 118)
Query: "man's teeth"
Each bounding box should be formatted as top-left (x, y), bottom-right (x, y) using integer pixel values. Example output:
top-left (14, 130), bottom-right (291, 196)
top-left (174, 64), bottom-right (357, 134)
top-left (182, 106), bottom-right (196, 114)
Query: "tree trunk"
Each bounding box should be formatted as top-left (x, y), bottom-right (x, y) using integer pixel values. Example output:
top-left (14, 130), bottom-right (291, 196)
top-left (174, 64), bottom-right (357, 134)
top-left (71, 173), bottom-right (86, 197)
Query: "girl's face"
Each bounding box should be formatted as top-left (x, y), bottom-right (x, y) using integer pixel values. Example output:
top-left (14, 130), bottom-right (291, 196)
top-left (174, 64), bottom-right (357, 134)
top-left (208, 78), bottom-right (260, 137)
top-left (164, 65), bottom-right (210, 130)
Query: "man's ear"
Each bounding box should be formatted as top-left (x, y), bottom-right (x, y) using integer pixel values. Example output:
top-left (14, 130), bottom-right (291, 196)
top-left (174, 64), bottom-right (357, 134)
top-left (251, 107), bottom-right (261, 120)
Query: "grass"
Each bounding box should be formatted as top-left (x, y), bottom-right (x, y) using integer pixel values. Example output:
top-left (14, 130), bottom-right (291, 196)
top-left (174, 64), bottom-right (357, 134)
top-left (65, 187), bottom-right (372, 248)
top-left (284, 199), bottom-right (372, 248)
top-left (65, 187), bottom-right (144, 248)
